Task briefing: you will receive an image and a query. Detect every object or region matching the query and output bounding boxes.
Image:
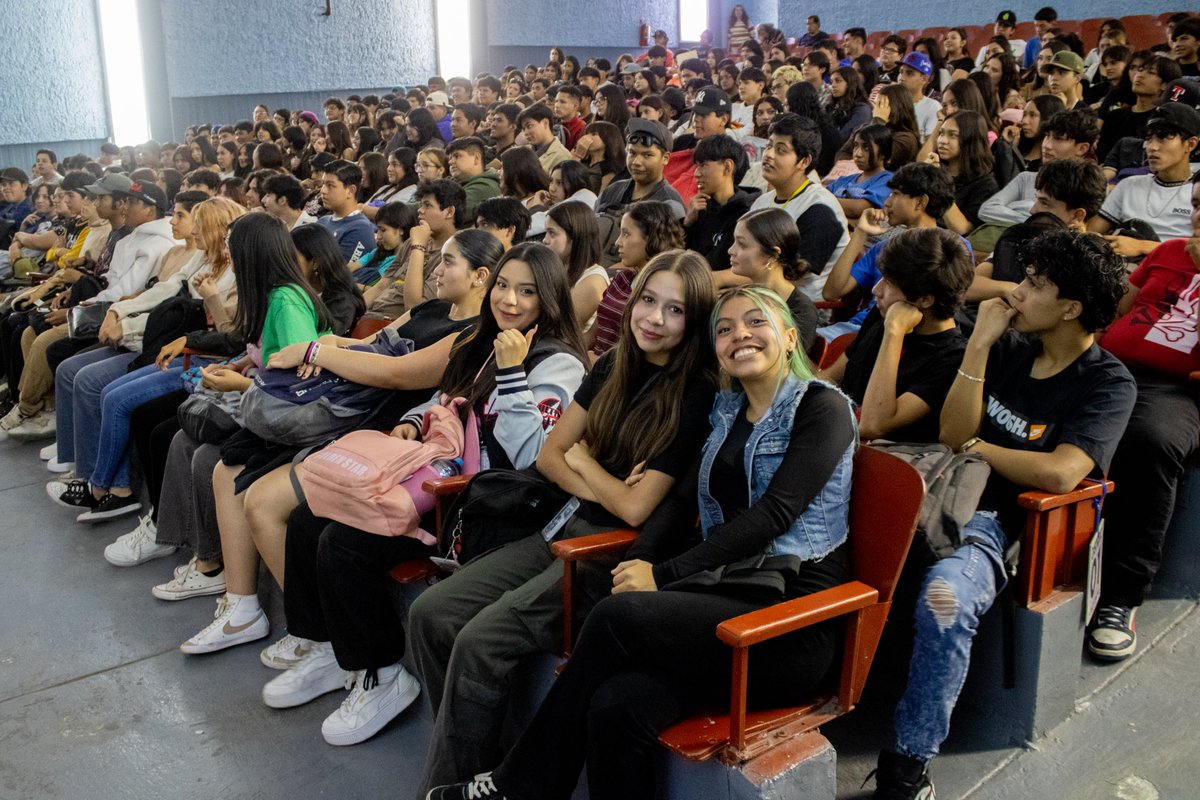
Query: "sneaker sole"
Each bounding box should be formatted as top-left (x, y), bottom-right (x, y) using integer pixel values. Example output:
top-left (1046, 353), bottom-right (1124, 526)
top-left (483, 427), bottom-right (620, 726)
top-left (152, 580), bottom-right (227, 601)
top-left (47, 461), bottom-right (74, 474)
top-left (39, 445), bottom-right (54, 461)
top-left (261, 652), bottom-right (309, 670)
top-left (263, 668), bottom-right (351, 709)
top-left (1087, 638), bottom-right (1136, 661)
top-left (104, 544), bottom-right (177, 568)
top-left (321, 678), bottom-right (420, 746)
top-left (10, 427), bottom-right (57, 442)
top-left (180, 615), bottom-right (269, 654)
top-left (77, 502), bottom-right (143, 523)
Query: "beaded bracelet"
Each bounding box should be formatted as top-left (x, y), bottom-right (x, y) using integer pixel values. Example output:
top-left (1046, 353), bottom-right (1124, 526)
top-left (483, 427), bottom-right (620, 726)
top-left (304, 341), bottom-right (321, 365)
top-left (956, 368), bottom-right (984, 383)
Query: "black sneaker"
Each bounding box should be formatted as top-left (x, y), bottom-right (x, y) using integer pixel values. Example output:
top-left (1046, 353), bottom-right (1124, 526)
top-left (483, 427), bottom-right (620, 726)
top-left (77, 493), bottom-right (143, 523)
top-left (426, 773), bottom-right (507, 800)
top-left (867, 750), bottom-right (935, 800)
top-left (1088, 605), bottom-right (1137, 661)
top-left (47, 479), bottom-right (99, 510)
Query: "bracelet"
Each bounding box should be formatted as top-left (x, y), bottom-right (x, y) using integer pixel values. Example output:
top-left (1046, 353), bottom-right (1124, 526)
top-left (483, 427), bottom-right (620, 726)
top-left (410, 243), bottom-right (427, 253)
top-left (303, 341), bottom-right (321, 365)
top-left (956, 368), bottom-right (984, 383)
top-left (960, 436), bottom-right (983, 454)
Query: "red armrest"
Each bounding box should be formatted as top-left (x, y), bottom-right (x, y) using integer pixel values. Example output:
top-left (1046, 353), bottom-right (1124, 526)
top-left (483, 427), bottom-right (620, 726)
top-left (421, 474), bottom-right (472, 495)
top-left (550, 529), bottom-right (638, 561)
top-left (716, 581), bottom-right (879, 648)
top-left (1190, 371), bottom-right (1200, 383)
top-left (1017, 480), bottom-right (1112, 512)
top-left (813, 299), bottom-right (845, 310)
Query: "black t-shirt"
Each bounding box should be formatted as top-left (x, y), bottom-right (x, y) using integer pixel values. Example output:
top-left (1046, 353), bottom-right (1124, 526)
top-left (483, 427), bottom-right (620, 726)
top-left (954, 172), bottom-right (1000, 227)
top-left (785, 287), bottom-right (818, 356)
top-left (949, 56), bottom-right (975, 74)
top-left (841, 307), bottom-right (967, 443)
top-left (632, 385), bottom-right (854, 597)
top-left (1098, 107), bottom-right (1153, 161)
top-left (395, 299), bottom-right (477, 350)
top-left (977, 334), bottom-right (1137, 539)
top-left (571, 350), bottom-right (715, 525)
top-left (1180, 62), bottom-right (1199, 78)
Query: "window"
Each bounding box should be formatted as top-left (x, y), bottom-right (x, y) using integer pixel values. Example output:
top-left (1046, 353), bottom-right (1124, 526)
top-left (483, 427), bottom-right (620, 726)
top-left (679, 0), bottom-right (707, 43)
top-left (97, 0), bottom-right (150, 144)
top-left (436, 0), bottom-right (472, 78)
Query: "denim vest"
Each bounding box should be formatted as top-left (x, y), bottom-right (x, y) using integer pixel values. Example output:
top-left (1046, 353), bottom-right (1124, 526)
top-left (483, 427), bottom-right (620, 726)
top-left (697, 376), bottom-right (855, 561)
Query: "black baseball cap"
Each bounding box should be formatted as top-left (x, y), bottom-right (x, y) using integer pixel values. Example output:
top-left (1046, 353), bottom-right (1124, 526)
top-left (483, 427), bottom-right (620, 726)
top-left (996, 10), bottom-right (1017, 26)
top-left (692, 87), bottom-right (733, 115)
top-left (117, 180), bottom-right (168, 212)
top-left (1145, 102), bottom-right (1200, 139)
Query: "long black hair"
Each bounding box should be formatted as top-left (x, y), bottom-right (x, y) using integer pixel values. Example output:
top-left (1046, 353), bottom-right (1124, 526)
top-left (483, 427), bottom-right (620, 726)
top-left (291, 224), bottom-right (366, 322)
top-left (406, 108), bottom-right (444, 148)
top-left (439, 242), bottom-right (586, 410)
top-left (228, 213), bottom-right (334, 342)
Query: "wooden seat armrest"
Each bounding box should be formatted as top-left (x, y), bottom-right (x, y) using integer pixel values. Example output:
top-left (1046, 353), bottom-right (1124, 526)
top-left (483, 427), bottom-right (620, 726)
top-left (715, 581), bottom-right (879, 649)
top-left (1017, 480), bottom-right (1112, 512)
top-left (421, 474), bottom-right (472, 495)
top-left (180, 347), bottom-right (226, 370)
top-left (1190, 371), bottom-right (1200, 383)
top-left (551, 529), bottom-right (638, 561)
top-left (813, 299), bottom-right (845, 310)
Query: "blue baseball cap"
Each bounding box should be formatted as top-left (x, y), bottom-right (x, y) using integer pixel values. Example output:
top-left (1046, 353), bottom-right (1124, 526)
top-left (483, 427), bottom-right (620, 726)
top-left (902, 51), bottom-right (933, 77)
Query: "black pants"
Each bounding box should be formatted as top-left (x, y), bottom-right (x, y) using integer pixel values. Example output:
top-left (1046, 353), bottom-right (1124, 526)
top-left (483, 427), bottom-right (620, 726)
top-left (491, 589), bottom-right (839, 800)
top-left (1102, 368), bottom-right (1200, 608)
top-left (0, 309), bottom-right (32, 390)
top-left (130, 389), bottom-right (188, 522)
top-left (284, 502), bottom-right (432, 670)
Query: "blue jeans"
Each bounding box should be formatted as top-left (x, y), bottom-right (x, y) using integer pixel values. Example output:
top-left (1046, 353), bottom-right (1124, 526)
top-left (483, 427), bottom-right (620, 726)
top-left (84, 361), bottom-right (194, 491)
top-left (56, 348), bottom-right (135, 463)
top-left (893, 511), bottom-right (1009, 762)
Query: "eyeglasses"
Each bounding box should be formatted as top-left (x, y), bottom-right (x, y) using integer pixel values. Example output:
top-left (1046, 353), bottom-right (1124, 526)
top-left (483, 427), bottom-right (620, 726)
top-left (881, 46), bottom-right (901, 54)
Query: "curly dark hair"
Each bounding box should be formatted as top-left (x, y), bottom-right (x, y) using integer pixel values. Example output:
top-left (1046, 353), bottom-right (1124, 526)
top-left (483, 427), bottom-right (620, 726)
top-left (1024, 230), bottom-right (1127, 332)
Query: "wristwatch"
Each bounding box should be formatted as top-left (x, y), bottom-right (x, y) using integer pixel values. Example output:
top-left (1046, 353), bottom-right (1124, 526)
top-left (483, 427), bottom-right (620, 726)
top-left (960, 437), bottom-right (983, 454)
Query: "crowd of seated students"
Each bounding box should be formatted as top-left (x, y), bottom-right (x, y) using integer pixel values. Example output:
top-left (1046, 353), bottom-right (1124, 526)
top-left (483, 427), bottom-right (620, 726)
top-left (1, 7), bottom-right (1199, 800)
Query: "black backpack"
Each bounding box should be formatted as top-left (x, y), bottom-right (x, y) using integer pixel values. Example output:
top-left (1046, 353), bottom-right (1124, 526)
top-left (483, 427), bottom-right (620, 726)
top-left (437, 467), bottom-right (570, 565)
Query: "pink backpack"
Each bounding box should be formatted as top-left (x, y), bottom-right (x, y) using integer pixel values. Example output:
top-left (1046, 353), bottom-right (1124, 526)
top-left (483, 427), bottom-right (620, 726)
top-left (296, 398), bottom-right (481, 539)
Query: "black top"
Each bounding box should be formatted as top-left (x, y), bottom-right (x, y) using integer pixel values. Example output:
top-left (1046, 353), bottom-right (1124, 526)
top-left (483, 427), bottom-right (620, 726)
top-left (1098, 107), bottom-right (1154, 161)
top-left (396, 299), bottom-right (477, 350)
top-left (683, 188), bottom-right (759, 271)
top-left (954, 172), bottom-right (1000, 228)
top-left (949, 56), bottom-right (975, 74)
top-left (571, 350), bottom-right (715, 526)
top-left (977, 334), bottom-right (1136, 539)
top-left (841, 307), bottom-right (967, 443)
top-left (796, 203), bottom-right (843, 274)
top-left (785, 287), bottom-right (819, 357)
top-left (629, 385), bottom-right (855, 597)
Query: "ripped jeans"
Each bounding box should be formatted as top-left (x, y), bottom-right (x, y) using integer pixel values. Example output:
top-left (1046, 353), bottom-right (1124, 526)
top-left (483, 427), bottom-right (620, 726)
top-left (894, 510), bottom-right (1008, 762)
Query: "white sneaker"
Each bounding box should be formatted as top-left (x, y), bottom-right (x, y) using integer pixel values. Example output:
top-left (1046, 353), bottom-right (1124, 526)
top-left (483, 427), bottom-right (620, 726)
top-left (180, 594), bottom-right (269, 654)
top-left (39, 443), bottom-right (55, 460)
top-left (104, 515), bottom-right (176, 567)
top-left (0, 405), bottom-right (31, 440)
top-left (262, 642), bottom-right (350, 708)
top-left (321, 664), bottom-right (420, 746)
top-left (9, 409), bottom-right (56, 441)
top-left (47, 456), bottom-right (73, 473)
top-left (153, 556), bottom-right (226, 600)
top-left (261, 633), bottom-right (316, 670)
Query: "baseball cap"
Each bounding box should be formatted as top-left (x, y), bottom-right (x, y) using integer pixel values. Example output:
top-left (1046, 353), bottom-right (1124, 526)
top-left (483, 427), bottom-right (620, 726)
top-left (621, 62), bottom-right (643, 76)
top-left (116, 181), bottom-right (168, 212)
top-left (1046, 51), bottom-right (1084, 74)
top-left (0, 167), bottom-right (30, 184)
top-left (692, 87), bottom-right (732, 115)
top-left (996, 10), bottom-right (1017, 26)
top-left (901, 52), bottom-right (933, 77)
top-left (1163, 79), bottom-right (1200, 111)
top-left (1144, 102), bottom-right (1200, 139)
top-left (298, 110), bottom-right (320, 125)
top-left (425, 91), bottom-right (451, 108)
top-left (625, 118), bottom-right (672, 152)
top-left (83, 172), bottom-right (133, 196)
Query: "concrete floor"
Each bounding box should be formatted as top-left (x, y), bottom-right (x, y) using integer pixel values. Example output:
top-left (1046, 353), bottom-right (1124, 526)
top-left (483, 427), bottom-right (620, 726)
top-left (1, 434), bottom-right (1197, 800)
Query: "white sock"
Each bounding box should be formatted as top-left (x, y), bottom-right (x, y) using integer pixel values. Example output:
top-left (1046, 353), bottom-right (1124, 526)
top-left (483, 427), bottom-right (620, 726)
top-left (226, 593), bottom-right (261, 624)
top-left (374, 662), bottom-right (401, 685)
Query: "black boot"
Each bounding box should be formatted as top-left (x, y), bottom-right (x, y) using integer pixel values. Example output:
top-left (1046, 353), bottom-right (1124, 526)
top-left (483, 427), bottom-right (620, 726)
top-left (868, 750), bottom-right (935, 800)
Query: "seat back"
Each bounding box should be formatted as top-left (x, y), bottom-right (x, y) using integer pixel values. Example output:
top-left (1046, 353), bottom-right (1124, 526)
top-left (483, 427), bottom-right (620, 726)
top-left (819, 331), bottom-right (857, 370)
top-left (1121, 14), bottom-right (1166, 50)
top-left (851, 447), bottom-right (925, 608)
top-left (349, 315), bottom-right (394, 340)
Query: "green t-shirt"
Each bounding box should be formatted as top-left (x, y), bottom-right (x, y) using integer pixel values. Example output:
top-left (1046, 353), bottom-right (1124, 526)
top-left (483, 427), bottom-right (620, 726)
top-left (260, 284), bottom-right (330, 362)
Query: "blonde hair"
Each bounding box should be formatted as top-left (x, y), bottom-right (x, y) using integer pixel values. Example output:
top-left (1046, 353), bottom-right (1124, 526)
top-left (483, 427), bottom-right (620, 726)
top-left (191, 196), bottom-right (247, 275)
